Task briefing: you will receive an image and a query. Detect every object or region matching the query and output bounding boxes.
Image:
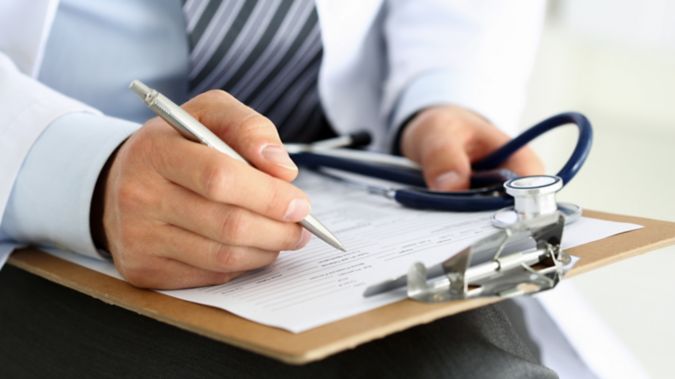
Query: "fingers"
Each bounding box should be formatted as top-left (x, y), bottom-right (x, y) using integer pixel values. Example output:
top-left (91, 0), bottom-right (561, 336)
top-left (117, 255), bottom-right (243, 290)
top-left (152, 133), bottom-right (311, 223)
top-left (148, 224), bottom-right (283, 274)
top-left (181, 90), bottom-right (298, 182)
top-left (157, 183), bottom-right (311, 251)
top-left (111, 220), bottom-right (284, 289)
top-left (401, 106), bottom-right (546, 190)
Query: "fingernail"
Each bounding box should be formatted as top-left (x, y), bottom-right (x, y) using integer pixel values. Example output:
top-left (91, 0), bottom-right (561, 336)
top-left (261, 144), bottom-right (298, 171)
top-left (284, 198), bottom-right (311, 222)
top-left (432, 171), bottom-right (461, 190)
top-left (295, 229), bottom-right (312, 249)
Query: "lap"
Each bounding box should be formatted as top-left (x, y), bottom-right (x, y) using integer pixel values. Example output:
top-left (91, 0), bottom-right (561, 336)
top-left (0, 265), bottom-right (557, 379)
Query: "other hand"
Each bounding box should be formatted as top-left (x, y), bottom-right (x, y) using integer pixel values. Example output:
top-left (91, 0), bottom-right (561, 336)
top-left (400, 105), bottom-right (544, 190)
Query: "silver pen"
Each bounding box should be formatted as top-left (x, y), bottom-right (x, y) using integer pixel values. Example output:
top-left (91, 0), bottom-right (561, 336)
top-left (129, 80), bottom-right (346, 252)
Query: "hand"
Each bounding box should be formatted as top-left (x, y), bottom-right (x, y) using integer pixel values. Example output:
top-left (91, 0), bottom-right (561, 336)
top-left (400, 105), bottom-right (544, 190)
top-left (94, 90), bottom-right (312, 289)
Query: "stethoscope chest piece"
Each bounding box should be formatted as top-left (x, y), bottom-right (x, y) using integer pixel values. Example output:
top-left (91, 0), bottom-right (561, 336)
top-left (366, 174), bottom-right (579, 302)
top-left (492, 175), bottom-right (581, 228)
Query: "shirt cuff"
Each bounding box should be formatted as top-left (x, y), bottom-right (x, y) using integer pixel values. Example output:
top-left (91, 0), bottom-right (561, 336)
top-left (0, 112), bottom-right (140, 259)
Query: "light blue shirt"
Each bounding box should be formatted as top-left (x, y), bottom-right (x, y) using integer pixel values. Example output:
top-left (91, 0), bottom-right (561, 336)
top-left (0, 0), bottom-right (188, 258)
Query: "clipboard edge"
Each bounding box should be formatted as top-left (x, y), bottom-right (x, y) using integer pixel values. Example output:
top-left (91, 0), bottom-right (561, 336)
top-left (7, 210), bottom-right (675, 364)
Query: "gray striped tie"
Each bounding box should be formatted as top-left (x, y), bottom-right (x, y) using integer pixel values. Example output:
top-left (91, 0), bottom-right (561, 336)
top-left (183, 0), bottom-right (329, 142)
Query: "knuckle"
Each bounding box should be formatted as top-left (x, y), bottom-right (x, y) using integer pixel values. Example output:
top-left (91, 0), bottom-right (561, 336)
top-left (238, 114), bottom-right (276, 144)
top-left (200, 161), bottom-right (231, 200)
top-left (219, 209), bottom-right (249, 243)
top-left (185, 90), bottom-right (235, 120)
top-left (241, 113), bottom-right (274, 131)
top-left (201, 89), bottom-right (233, 103)
top-left (263, 182), bottom-right (286, 218)
top-left (281, 225), bottom-right (304, 249)
top-left (116, 182), bottom-right (148, 212)
top-left (116, 258), bottom-right (154, 288)
top-left (212, 244), bottom-right (238, 271)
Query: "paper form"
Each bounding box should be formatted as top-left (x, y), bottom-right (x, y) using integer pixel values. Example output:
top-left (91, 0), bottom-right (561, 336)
top-left (47, 171), bottom-right (641, 333)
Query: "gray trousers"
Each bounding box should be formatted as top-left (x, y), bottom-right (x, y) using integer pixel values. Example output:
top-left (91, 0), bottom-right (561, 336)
top-left (0, 265), bottom-right (557, 378)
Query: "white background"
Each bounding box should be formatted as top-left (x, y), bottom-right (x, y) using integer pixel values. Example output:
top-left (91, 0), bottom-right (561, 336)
top-left (521, 1), bottom-right (675, 377)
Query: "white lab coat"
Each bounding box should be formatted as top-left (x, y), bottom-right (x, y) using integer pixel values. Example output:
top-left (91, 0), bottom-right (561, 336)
top-left (0, 0), bottom-right (545, 241)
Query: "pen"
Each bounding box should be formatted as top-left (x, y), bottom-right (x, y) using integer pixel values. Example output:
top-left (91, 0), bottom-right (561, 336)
top-left (129, 80), bottom-right (346, 252)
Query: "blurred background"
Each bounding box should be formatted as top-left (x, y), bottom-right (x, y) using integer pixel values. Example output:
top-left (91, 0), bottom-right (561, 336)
top-left (521, 0), bottom-right (675, 377)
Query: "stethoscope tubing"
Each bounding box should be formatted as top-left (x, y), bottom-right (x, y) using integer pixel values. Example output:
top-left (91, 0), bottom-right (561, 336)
top-left (291, 152), bottom-right (428, 187)
top-left (472, 112), bottom-right (593, 186)
top-left (291, 112), bottom-right (593, 212)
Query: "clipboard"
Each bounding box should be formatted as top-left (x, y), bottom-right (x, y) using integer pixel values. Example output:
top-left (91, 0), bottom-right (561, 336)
top-left (7, 210), bottom-right (675, 364)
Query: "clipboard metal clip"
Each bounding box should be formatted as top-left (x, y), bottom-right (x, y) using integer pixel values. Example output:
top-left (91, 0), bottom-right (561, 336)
top-left (364, 213), bottom-right (573, 302)
top-left (411, 214), bottom-right (571, 302)
top-left (363, 176), bottom-right (578, 302)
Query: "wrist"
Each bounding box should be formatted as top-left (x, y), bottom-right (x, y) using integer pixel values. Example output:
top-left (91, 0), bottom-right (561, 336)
top-left (90, 145), bottom-right (122, 252)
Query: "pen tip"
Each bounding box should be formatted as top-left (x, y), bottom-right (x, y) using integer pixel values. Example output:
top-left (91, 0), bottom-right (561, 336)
top-left (330, 238), bottom-right (347, 252)
top-left (328, 238), bottom-right (347, 252)
top-left (300, 215), bottom-right (347, 253)
top-left (325, 234), bottom-right (347, 252)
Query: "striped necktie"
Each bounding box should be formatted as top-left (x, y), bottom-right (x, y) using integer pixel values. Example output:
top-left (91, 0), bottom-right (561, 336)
top-left (183, 0), bottom-right (331, 142)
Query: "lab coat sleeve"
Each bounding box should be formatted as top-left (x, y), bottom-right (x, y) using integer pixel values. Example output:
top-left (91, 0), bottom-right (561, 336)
top-left (382, 0), bottom-right (546, 150)
top-left (0, 53), bottom-right (136, 261)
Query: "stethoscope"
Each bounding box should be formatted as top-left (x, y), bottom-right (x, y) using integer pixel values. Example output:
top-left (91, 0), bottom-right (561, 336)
top-left (286, 112), bottom-right (593, 226)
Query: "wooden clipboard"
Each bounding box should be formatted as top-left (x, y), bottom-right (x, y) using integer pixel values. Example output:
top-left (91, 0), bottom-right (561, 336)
top-left (7, 210), bottom-right (675, 364)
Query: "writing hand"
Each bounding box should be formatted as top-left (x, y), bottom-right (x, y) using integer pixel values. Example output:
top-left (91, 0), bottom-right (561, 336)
top-left (94, 91), bottom-right (311, 289)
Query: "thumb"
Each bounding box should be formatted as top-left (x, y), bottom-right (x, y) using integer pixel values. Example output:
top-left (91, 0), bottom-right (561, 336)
top-left (403, 127), bottom-right (472, 191)
top-left (419, 138), bottom-right (472, 191)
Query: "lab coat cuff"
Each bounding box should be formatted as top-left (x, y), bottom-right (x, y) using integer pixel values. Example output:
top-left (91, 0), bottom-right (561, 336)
top-left (0, 242), bottom-right (16, 268)
top-left (388, 70), bottom-right (500, 154)
top-left (1, 112), bottom-right (140, 260)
